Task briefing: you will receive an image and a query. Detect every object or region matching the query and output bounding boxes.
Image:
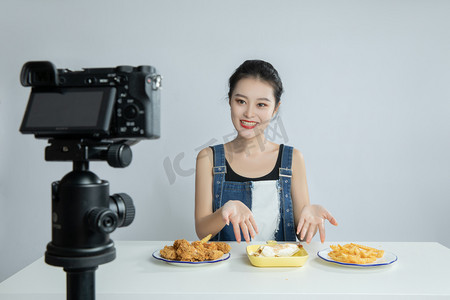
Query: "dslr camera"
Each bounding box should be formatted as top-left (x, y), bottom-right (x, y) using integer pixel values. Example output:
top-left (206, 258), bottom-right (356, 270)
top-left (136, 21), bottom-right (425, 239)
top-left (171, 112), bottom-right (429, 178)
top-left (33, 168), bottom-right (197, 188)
top-left (20, 61), bottom-right (161, 141)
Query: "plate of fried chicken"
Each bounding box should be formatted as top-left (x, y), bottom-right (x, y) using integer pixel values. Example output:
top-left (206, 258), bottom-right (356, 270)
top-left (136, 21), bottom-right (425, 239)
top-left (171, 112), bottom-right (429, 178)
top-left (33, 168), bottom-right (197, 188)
top-left (153, 235), bottom-right (231, 266)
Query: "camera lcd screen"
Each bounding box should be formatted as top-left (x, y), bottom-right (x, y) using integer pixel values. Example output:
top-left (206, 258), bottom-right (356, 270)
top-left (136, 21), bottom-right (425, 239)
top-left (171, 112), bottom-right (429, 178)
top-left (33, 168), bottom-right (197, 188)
top-left (20, 87), bottom-right (116, 136)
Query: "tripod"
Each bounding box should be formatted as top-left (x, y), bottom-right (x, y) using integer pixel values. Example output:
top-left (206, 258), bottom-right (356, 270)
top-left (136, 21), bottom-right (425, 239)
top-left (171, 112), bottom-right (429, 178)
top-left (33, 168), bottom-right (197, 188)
top-left (44, 139), bottom-right (136, 300)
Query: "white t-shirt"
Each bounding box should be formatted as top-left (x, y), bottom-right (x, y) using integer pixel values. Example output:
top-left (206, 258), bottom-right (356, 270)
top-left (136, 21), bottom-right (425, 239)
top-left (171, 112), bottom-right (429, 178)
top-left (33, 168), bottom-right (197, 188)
top-left (250, 180), bottom-right (281, 241)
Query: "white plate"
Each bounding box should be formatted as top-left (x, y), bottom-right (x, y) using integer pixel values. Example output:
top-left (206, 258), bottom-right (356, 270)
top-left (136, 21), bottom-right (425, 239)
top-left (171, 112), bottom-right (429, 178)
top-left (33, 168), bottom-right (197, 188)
top-left (152, 250), bottom-right (231, 266)
top-left (317, 248), bottom-right (398, 267)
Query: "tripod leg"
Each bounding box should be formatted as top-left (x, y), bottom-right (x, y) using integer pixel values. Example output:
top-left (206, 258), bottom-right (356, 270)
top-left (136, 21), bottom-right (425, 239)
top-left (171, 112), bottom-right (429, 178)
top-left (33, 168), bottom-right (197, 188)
top-left (65, 267), bottom-right (98, 300)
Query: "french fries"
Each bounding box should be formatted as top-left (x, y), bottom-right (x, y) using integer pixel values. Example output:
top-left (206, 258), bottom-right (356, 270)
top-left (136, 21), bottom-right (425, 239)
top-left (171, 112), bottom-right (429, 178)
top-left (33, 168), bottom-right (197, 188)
top-left (200, 234), bottom-right (212, 243)
top-left (328, 243), bottom-right (384, 264)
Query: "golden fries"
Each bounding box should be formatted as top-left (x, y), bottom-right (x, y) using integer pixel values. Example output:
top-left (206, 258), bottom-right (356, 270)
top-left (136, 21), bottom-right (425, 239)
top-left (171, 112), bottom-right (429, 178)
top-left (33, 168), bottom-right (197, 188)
top-left (200, 234), bottom-right (212, 243)
top-left (328, 243), bottom-right (384, 264)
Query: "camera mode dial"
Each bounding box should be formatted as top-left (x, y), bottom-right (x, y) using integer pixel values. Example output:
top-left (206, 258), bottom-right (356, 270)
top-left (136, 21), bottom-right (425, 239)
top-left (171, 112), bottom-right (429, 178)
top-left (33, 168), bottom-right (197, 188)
top-left (116, 66), bottom-right (133, 73)
top-left (137, 65), bottom-right (151, 73)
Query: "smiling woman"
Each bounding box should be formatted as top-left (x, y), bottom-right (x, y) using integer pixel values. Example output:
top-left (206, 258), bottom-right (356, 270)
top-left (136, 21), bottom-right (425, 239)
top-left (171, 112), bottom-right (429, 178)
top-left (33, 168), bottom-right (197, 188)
top-left (194, 60), bottom-right (338, 243)
top-left (230, 78), bottom-right (278, 139)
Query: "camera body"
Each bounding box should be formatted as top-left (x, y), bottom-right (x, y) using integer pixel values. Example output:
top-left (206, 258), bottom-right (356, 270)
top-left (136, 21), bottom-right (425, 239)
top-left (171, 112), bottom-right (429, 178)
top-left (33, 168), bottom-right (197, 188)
top-left (20, 61), bottom-right (161, 141)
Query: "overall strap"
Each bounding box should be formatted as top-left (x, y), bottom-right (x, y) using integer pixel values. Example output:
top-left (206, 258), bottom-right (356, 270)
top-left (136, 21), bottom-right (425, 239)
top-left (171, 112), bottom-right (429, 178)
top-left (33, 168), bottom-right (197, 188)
top-left (211, 144), bottom-right (227, 241)
top-left (212, 144), bottom-right (226, 175)
top-left (278, 145), bottom-right (296, 241)
top-left (279, 145), bottom-right (293, 178)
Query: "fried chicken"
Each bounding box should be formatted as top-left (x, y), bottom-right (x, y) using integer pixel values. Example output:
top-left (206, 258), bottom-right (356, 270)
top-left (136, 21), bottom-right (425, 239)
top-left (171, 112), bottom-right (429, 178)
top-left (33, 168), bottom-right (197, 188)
top-left (175, 239), bottom-right (206, 262)
top-left (159, 245), bottom-right (177, 260)
top-left (204, 242), bottom-right (231, 254)
top-left (205, 249), bottom-right (224, 260)
top-left (159, 238), bottom-right (231, 262)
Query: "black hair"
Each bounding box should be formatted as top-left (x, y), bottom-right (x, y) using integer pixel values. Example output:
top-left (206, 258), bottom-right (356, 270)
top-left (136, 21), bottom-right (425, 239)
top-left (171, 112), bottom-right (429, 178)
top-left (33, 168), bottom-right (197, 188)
top-left (228, 60), bottom-right (284, 106)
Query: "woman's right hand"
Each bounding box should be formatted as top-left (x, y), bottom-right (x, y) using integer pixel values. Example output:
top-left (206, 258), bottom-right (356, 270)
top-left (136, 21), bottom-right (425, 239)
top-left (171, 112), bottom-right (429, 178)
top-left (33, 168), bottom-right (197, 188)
top-left (221, 200), bottom-right (258, 243)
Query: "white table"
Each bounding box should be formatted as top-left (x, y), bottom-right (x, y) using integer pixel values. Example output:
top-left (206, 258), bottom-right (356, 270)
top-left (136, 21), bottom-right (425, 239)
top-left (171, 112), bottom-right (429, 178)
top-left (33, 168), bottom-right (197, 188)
top-left (1, 241), bottom-right (449, 299)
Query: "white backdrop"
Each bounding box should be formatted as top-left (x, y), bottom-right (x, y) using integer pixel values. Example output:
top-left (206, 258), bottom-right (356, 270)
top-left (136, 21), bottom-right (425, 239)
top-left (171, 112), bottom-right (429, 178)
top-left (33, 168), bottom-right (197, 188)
top-left (1, 0), bottom-right (449, 282)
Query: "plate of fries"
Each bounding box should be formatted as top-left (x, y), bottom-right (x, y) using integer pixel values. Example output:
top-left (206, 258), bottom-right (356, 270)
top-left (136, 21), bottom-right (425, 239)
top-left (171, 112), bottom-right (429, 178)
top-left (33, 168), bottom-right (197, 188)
top-left (317, 243), bottom-right (397, 267)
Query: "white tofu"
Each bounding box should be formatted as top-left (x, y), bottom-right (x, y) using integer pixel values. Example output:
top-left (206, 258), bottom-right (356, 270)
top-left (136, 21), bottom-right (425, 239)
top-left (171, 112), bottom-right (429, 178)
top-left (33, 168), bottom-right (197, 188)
top-left (257, 244), bottom-right (300, 257)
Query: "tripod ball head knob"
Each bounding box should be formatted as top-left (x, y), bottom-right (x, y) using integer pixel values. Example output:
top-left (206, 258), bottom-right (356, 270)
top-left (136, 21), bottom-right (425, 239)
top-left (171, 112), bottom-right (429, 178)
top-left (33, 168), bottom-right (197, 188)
top-left (88, 208), bottom-right (119, 234)
top-left (110, 193), bottom-right (135, 227)
top-left (107, 143), bottom-right (132, 168)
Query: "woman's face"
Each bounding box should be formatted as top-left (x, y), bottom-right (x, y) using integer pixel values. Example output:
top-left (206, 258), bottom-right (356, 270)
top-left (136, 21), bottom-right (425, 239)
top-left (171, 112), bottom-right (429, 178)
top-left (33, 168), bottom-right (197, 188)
top-left (229, 77), bottom-right (279, 140)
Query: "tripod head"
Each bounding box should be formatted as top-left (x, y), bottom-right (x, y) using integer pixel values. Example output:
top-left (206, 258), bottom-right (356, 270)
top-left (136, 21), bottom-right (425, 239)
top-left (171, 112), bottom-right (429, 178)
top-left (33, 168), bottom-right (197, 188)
top-left (45, 139), bottom-right (136, 266)
top-left (43, 139), bottom-right (136, 299)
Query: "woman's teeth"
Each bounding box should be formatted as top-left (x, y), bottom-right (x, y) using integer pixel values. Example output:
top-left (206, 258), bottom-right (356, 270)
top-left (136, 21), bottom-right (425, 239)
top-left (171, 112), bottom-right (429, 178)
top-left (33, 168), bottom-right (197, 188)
top-left (241, 120), bottom-right (257, 126)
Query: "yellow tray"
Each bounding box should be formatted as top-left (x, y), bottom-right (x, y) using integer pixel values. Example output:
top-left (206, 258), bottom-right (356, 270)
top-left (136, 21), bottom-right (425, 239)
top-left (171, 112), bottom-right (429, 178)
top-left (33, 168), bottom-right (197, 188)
top-left (246, 243), bottom-right (309, 267)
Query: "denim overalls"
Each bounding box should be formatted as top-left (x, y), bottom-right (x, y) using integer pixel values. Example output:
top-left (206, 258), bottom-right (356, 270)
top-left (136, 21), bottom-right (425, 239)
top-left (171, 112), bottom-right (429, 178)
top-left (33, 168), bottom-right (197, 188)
top-left (210, 144), bottom-right (297, 241)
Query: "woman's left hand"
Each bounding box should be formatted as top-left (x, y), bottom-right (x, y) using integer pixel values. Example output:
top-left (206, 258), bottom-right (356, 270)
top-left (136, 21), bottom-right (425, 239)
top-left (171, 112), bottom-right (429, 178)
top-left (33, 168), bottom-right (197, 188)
top-left (296, 204), bottom-right (338, 243)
